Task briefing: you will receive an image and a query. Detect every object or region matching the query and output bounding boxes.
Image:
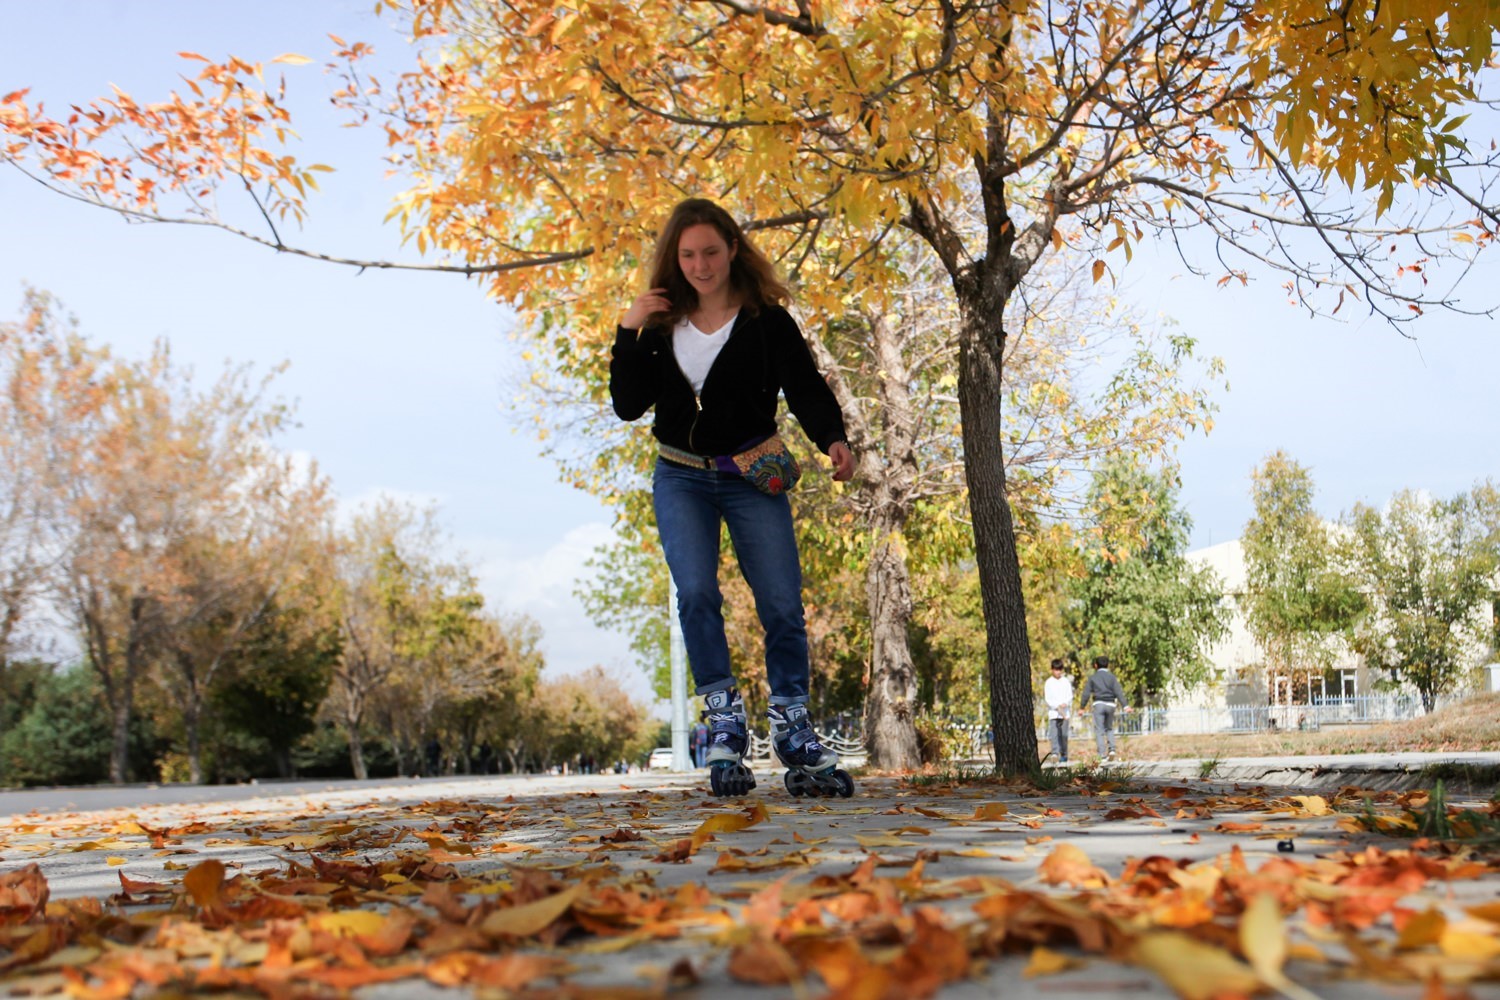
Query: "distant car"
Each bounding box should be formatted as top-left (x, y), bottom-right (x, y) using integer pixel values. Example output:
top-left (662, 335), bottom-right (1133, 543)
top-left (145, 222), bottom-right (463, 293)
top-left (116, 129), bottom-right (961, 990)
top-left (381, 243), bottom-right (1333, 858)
top-left (647, 747), bottom-right (674, 770)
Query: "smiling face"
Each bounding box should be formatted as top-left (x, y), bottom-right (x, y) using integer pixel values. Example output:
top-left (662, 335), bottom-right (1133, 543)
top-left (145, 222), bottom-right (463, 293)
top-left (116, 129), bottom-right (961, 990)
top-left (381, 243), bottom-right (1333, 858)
top-left (676, 222), bottom-right (737, 303)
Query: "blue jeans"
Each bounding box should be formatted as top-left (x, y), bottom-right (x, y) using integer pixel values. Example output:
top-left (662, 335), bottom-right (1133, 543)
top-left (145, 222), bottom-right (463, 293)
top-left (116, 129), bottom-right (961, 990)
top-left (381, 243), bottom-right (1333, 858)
top-left (653, 459), bottom-right (809, 706)
top-left (1047, 718), bottom-right (1069, 761)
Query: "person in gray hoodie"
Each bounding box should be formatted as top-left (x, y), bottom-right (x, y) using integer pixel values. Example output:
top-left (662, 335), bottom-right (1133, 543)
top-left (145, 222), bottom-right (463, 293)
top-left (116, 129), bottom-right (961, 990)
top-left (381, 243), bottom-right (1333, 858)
top-left (1079, 655), bottom-right (1130, 760)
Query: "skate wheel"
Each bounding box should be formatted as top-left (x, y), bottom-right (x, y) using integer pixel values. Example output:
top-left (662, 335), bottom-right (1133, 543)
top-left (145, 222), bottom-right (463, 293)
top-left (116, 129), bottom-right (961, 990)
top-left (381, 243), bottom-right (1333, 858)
top-left (711, 762), bottom-right (755, 797)
top-left (784, 770), bottom-right (813, 797)
top-left (832, 770), bottom-right (854, 798)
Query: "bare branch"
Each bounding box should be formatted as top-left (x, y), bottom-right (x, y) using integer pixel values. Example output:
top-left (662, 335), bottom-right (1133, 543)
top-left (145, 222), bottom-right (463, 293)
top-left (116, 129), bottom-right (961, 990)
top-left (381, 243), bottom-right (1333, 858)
top-left (6, 161), bottom-right (593, 276)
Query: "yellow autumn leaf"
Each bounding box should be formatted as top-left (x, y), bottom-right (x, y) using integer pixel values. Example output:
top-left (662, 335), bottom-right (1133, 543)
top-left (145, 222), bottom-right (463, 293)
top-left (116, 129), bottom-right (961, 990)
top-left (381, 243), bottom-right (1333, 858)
top-left (104, 857), bottom-right (127, 867)
top-left (253, 834), bottom-right (337, 849)
top-left (271, 53), bottom-right (313, 65)
top-left (1239, 894), bottom-right (1286, 980)
top-left (480, 884), bottom-right (583, 938)
top-left (854, 833), bottom-right (913, 849)
top-left (1466, 901), bottom-right (1500, 925)
top-left (1287, 795), bottom-right (1330, 816)
top-left (972, 802), bottom-right (1010, 820)
top-left (691, 801), bottom-right (770, 848)
top-left (1396, 909), bottom-right (1447, 951)
top-left (314, 910), bottom-right (390, 937)
top-left (1439, 924), bottom-right (1500, 962)
top-left (1023, 946), bottom-right (1081, 978)
top-left (1132, 932), bottom-right (1264, 1000)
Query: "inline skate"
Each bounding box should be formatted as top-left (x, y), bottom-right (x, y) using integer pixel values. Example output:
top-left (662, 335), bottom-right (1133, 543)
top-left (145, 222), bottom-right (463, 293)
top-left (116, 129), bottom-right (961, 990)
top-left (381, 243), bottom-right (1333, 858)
top-left (704, 688), bottom-right (756, 797)
top-left (767, 703), bottom-right (854, 798)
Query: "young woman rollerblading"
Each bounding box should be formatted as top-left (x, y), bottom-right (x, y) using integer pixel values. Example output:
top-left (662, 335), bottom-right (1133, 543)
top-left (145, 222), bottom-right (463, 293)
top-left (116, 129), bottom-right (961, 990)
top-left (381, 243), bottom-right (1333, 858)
top-left (610, 198), bottom-right (855, 798)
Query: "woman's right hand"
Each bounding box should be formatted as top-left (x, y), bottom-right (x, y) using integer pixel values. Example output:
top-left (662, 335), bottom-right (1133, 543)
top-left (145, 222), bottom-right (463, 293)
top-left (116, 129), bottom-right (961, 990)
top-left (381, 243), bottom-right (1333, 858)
top-left (621, 288), bottom-right (671, 331)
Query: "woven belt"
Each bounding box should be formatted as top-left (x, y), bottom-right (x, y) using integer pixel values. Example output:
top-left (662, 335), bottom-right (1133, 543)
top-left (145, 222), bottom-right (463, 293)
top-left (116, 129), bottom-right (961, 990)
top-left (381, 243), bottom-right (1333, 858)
top-left (659, 443), bottom-right (717, 470)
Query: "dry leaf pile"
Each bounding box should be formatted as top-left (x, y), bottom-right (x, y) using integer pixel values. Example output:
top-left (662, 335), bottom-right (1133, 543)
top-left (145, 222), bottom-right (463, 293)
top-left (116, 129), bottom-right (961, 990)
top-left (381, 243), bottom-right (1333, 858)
top-left (0, 774), bottom-right (1495, 998)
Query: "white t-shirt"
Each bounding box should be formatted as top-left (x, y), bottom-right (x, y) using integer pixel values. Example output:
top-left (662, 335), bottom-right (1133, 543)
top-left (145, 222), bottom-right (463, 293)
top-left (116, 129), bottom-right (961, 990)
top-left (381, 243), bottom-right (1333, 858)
top-left (672, 314), bottom-right (736, 394)
top-left (1044, 676), bottom-right (1074, 720)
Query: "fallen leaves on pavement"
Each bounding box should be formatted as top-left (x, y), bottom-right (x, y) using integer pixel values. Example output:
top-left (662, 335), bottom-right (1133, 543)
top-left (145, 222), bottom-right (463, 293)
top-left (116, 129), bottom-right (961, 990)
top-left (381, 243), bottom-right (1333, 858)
top-left (0, 773), bottom-right (1495, 998)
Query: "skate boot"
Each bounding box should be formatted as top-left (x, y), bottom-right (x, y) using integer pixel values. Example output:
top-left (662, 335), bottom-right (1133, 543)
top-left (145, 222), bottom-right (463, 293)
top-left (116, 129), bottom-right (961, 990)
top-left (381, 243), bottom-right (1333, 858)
top-left (767, 703), bottom-right (854, 798)
top-left (703, 688), bottom-right (756, 797)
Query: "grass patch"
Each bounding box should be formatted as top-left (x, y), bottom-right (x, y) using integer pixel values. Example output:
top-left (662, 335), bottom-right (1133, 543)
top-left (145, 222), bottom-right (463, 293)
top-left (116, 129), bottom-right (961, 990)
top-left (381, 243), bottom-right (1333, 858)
top-left (1418, 761), bottom-right (1500, 788)
top-left (904, 763), bottom-right (1000, 788)
top-left (1348, 780), bottom-right (1500, 849)
top-left (1124, 692), bottom-right (1500, 760)
top-left (901, 760), bottom-right (1147, 796)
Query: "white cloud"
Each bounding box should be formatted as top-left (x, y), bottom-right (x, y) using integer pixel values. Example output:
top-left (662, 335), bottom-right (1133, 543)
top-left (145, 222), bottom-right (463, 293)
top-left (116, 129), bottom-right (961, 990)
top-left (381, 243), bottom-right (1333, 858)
top-left (470, 522), bottom-right (656, 703)
top-left (334, 486), bottom-right (448, 529)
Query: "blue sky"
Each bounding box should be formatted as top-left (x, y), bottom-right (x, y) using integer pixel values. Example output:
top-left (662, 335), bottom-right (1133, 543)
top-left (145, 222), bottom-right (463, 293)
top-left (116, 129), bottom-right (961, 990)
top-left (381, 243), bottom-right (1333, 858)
top-left (5, 3), bottom-right (1497, 707)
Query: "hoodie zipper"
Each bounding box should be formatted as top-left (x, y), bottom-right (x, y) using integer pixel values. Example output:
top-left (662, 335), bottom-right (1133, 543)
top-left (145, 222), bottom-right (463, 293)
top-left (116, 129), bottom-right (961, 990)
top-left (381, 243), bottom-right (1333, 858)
top-left (667, 348), bottom-right (706, 454)
top-left (688, 388), bottom-right (703, 453)
top-left (672, 313), bottom-right (739, 456)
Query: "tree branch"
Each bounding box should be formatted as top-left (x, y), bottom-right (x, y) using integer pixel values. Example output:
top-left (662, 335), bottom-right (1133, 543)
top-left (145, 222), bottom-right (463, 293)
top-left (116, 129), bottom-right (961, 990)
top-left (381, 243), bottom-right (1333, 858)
top-left (6, 161), bottom-right (594, 276)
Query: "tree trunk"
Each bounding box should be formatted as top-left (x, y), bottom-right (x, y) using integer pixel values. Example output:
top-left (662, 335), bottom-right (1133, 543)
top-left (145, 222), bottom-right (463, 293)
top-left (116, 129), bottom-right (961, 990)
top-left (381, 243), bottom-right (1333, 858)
top-left (863, 520), bottom-right (922, 769)
top-left (186, 697), bottom-right (203, 784)
top-left (179, 653), bottom-right (204, 784)
top-left (346, 724), bottom-right (369, 780)
top-left (957, 307), bottom-right (1038, 775)
top-left (110, 696), bottom-right (131, 784)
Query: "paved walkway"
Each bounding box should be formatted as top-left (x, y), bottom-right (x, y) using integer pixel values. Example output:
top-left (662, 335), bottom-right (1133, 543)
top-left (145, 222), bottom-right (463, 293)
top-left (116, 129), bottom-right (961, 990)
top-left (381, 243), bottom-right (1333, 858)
top-left (0, 757), bottom-right (1495, 998)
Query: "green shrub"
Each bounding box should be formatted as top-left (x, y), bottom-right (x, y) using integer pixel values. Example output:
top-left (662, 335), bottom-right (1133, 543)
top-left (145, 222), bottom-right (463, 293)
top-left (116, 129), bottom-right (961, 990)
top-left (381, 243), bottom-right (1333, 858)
top-left (0, 664), bottom-right (156, 786)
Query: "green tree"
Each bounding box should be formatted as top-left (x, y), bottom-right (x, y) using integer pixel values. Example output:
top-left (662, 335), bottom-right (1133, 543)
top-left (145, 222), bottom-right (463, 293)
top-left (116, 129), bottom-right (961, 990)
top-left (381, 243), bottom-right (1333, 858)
top-left (210, 601), bottom-right (341, 780)
top-left (329, 498), bottom-right (480, 778)
top-left (1343, 484), bottom-right (1499, 712)
top-left (1070, 460), bottom-right (1230, 703)
top-left (0, 664), bottom-right (155, 786)
top-left (1240, 452), bottom-right (1364, 702)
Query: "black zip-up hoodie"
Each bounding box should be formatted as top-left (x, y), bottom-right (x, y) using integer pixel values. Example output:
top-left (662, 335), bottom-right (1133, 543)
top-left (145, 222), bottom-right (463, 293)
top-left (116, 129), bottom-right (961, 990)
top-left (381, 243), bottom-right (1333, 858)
top-left (609, 306), bottom-right (848, 457)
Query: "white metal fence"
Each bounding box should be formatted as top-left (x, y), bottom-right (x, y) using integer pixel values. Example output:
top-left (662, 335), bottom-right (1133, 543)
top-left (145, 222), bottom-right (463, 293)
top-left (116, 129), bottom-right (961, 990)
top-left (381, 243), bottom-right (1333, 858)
top-left (1036, 692), bottom-right (1439, 740)
top-left (746, 732), bottom-right (866, 764)
top-left (730, 693), bottom-right (1443, 767)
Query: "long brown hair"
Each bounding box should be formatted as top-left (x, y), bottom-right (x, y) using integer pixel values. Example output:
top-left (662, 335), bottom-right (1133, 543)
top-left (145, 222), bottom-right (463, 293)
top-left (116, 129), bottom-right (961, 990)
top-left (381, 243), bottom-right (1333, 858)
top-left (644, 198), bottom-right (791, 326)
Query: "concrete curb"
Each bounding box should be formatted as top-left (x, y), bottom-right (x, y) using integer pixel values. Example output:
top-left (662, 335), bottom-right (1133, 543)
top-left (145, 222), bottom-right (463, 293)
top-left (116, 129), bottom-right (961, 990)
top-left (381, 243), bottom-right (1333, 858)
top-left (1112, 751), bottom-right (1500, 795)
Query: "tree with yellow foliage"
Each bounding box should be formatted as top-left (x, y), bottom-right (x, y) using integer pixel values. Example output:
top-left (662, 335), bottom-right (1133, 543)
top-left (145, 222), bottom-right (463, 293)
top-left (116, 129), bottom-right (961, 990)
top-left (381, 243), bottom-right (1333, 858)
top-left (4, 0), bottom-right (1496, 771)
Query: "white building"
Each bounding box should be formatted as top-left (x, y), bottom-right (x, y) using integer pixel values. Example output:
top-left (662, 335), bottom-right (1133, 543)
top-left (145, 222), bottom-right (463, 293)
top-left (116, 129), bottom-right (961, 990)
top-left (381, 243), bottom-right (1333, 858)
top-left (1184, 538), bottom-right (1366, 729)
top-left (1184, 535), bottom-right (1499, 728)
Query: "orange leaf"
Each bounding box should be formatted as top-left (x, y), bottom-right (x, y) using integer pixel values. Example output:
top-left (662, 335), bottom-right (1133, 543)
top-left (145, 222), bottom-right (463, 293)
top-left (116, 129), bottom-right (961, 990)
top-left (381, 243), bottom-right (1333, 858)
top-left (1037, 844), bottom-right (1109, 888)
top-left (425, 951), bottom-right (572, 988)
top-left (973, 802), bottom-right (1010, 820)
top-left (727, 937), bottom-right (798, 985)
top-left (182, 859), bottom-right (226, 912)
top-left (1396, 909), bottom-right (1447, 951)
top-left (1466, 901), bottom-right (1500, 925)
top-left (117, 871), bottom-right (170, 896)
top-left (0, 864), bottom-right (50, 924)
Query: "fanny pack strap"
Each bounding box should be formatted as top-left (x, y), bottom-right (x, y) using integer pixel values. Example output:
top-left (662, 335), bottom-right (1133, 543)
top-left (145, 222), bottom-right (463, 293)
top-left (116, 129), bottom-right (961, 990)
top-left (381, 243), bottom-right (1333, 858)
top-left (658, 443), bottom-right (717, 469)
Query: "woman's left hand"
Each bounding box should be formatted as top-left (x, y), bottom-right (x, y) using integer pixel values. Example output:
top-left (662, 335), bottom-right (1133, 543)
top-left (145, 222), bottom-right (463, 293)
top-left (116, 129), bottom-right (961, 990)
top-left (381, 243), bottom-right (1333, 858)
top-left (828, 441), bottom-right (855, 482)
